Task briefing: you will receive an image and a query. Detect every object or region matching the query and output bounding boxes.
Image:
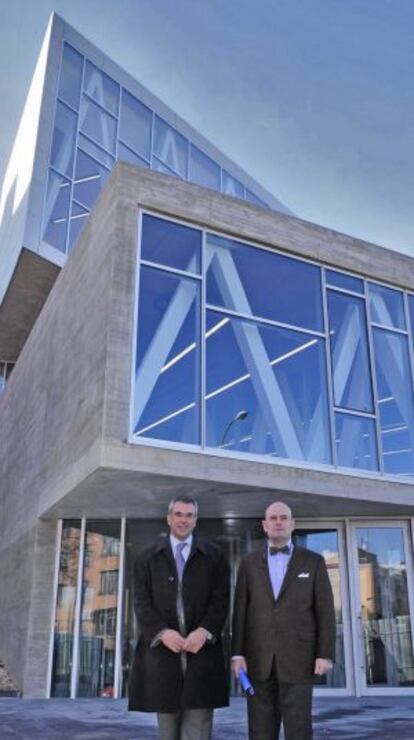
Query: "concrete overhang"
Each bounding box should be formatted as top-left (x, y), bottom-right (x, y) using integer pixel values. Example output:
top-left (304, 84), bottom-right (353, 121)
top-left (0, 248), bottom-right (60, 360)
top-left (39, 441), bottom-right (414, 521)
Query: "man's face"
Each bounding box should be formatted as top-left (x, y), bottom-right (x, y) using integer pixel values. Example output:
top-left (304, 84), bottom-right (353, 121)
top-left (262, 502), bottom-right (295, 545)
top-left (167, 501), bottom-right (197, 541)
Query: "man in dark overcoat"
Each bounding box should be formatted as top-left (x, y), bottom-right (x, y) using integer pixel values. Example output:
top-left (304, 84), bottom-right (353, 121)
top-left (232, 501), bottom-right (336, 740)
top-left (129, 495), bottom-right (230, 740)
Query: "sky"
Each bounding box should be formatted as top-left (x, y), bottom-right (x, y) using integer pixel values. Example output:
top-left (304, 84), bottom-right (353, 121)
top-left (0, 0), bottom-right (414, 255)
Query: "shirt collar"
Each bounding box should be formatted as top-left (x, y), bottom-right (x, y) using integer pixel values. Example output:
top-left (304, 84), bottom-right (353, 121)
top-left (170, 533), bottom-right (193, 552)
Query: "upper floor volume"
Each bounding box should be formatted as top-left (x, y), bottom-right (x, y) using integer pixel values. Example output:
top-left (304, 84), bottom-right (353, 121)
top-left (0, 12), bottom-right (290, 308)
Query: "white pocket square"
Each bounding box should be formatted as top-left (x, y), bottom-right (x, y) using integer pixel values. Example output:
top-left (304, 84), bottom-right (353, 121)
top-left (298, 572), bottom-right (310, 578)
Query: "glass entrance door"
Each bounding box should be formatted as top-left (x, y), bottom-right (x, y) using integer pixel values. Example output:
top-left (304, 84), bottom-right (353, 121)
top-left (350, 523), bottom-right (414, 693)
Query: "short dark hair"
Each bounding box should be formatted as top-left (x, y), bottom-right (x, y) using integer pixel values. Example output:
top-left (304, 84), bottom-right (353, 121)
top-left (168, 495), bottom-right (198, 517)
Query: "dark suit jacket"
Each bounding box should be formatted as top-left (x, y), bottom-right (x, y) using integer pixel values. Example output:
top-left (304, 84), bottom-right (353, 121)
top-left (232, 545), bottom-right (336, 684)
top-left (128, 534), bottom-right (230, 712)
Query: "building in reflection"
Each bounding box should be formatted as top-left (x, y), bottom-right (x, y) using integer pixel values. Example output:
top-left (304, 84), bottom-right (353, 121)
top-left (1, 13), bottom-right (414, 701)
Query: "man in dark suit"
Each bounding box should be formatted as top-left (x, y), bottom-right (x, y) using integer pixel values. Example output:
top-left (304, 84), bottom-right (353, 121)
top-left (129, 495), bottom-right (230, 740)
top-left (232, 501), bottom-right (336, 740)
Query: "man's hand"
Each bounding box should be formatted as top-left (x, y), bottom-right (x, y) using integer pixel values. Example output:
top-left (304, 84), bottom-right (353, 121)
top-left (160, 629), bottom-right (185, 653)
top-left (232, 657), bottom-right (247, 678)
top-left (314, 658), bottom-right (333, 676)
top-left (182, 627), bottom-right (208, 654)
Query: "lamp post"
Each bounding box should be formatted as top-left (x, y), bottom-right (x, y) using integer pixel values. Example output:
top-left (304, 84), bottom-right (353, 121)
top-left (220, 410), bottom-right (248, 447)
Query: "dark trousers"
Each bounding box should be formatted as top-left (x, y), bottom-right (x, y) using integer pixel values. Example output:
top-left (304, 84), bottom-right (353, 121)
top-left (247, 663), bottom-right (313, 740)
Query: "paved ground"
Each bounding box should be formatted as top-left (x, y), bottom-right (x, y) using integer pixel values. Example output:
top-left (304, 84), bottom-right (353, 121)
top-left (0, 696), bottom-right (413, 738)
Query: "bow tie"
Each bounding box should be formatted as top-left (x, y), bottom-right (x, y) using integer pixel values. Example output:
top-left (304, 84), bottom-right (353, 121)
top-left (269, 545), bottom-right (290, 556)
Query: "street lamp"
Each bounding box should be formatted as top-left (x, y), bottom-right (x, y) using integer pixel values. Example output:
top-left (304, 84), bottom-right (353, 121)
top-left (220, 410), bottom-right (248, 447)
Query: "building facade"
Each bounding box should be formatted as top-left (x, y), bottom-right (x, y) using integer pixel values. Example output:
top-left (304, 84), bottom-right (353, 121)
top-left (0, 14), bottom-right (414, 701)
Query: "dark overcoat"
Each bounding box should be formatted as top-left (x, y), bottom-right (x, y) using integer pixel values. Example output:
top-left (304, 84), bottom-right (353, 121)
top-left (232, 545), bottom-right (336, 684)
top-left (128, 535), bottom-right (230, 712)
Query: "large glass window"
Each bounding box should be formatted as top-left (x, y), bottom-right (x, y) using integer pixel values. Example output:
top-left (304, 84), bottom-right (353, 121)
top-left (206, 234), bottom-right (323, 331)
top-left (205, 310), bottom-right (331, 464)
top-left (373, 329), bottom-right (414, 476)
top-left (335, 412), bottom-right (378, 472)
top-left (84, 62), bottom-right (119, 115)
top-left (79, 96), bottom-right (117, 154)
top-left (327, 291), bottom-right (373, 413)
top-left (50, 101), bottom-right (77, 178)
top-left (43, 170), bottom-right (71, 252)
top-left (58, 44), bottom-right (83, 111)
top-left (73, 149), bottom-right (110, 212)
top-left (119, 91), bottom-right (152, 161)
top-left (50, 521), bottom-right (81, 697)
top-left (325, 269), bottom-right (364, 294)
top-left (77, 521), bottom-right (121, 698)
top-left (190, 146), bottom-right (220, 190)
top-left (153, 116), bottom-right (188, 178)
top-left (140, 214), bottom-right (201, 273)
top-left (133, 267), bottom-right (201, 444)
top-left (369, 283), bottom-right (406, 330)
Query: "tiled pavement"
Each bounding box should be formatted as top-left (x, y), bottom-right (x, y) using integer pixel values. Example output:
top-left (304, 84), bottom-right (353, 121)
top-left (0, 696), bottom-right (413, 739)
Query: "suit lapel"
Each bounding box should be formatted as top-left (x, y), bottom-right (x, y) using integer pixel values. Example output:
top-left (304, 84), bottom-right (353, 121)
top-left (276, 546), bottom-right (308, 602)
top-left (258, 548), bottom-right (277, 605)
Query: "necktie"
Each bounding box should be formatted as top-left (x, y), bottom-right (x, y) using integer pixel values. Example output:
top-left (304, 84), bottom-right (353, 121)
top-left (269, 545), bottom-right (290, 556)
top-left (175, 542), bottom-right (187, 581)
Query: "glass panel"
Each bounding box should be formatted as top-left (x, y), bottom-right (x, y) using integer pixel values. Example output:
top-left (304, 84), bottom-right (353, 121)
top-left (206, 234), bottom-right (323, 331)
top-left (133, 267), bottom-right (200, 444)
top-left (153, 116), bottom-right (188, 177)
top-left (206, 310), bottom-right (331, 464)
top-left (78, 133), bottom-right (115, 170)
top-left (119, 90), bottom-right (152, 161)
top-left (293, 529), bottom-right (346, 688)
top-left (325, 269), bottom-right (364, 294)
top-left (50, 101), bottom-right (77, 178)
top-left (245, 189), bottom-right (268, 208)
top-left (68, 201), bottom-right (89, 253)
top-left (118, 142), bottom-right (149, 168)
top-left (79, 95), bottom-right (116, 154)
top-left (51, 521), bottom-right (81, 697)
top-left (152, 158), bottom-right (180, 178)
top-left (43, 169), bottom-right (70, 253)
top-left (356, 527), bottom-right (414, 687)
top-left (409, 295), bottom-right (414, 346)
top-left (335, 413), bottom-right (378, 471)
top-left (373, 328), bottom-right (414, 476)
top-left (58, 44), bottom-right (83, 111)
top-left (84, 61), bottom-right (119, 115)
top-left (190, 145), bottom-right (220, 190)
top-left (141, 215), bottom-right (201, 273)
top-left (73, 149), bottom-right (110, 211)
top-left (222, 171), bottom-right (244, 199)
top-left (78, 521), bottom-right (121, 697)
top-left (369, 283), bottom-right (406, 329)
top-left (328, 291), bottom-right (373, 412)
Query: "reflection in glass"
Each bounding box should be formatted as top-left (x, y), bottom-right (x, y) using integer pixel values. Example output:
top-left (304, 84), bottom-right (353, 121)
top-left (68, 201), bottom-right (89, 252)
top-left (327, 291), bottom-right (373, 412)
top-left (141, 214), bottom-right (201, 273)
top-left (335, 413), bottom-right (378, 471)
top-left (369, 283), bottom-right (405, 329)
top-left (84, 62), bottom-right (119, 115)
top-left (133, 267), bottom-right (200, 444)
top-left (73, 149), bottom-right (110, 211)
top-left (79, 96), bottom-right (117, 154)
top-left (190, 145), bottom-right (220, 190)
top-left (356, 527), bottom-right (414, 686)
top-left (153, 117), bottom-right (188, 177)
top-left (205, 310), bottom-right (331, 464)
top-left (245, 189), bottom-right (267, 208)
top-left (50, 101), bottom-right (77, 178)
top-left (294, 529), bottom-right (346, 688)
top-left (325, 270), bottom-right (363, 294)
top-left (118, 142), bottom-right (149, 169)
top-left (119, 90), bottom-right (152, 161)
top-left (409, 295), bottom-right (414, 348)
top-left (206, 234), bottom-right (323, 331)
top-left (51, 521), bottom-right (81, 697)
top-left (58, 44), bottom-right (83, 111)
top-left (373, 328), bottom-right (414, 475)
top-left (43, 169), bottom-right (71, 252)
top-left (78, 521), bottom-right (121, 697)
top-left (222, 171), bottom-right (244, 199)
top-left (78, 134), bottom-right (114, 170)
